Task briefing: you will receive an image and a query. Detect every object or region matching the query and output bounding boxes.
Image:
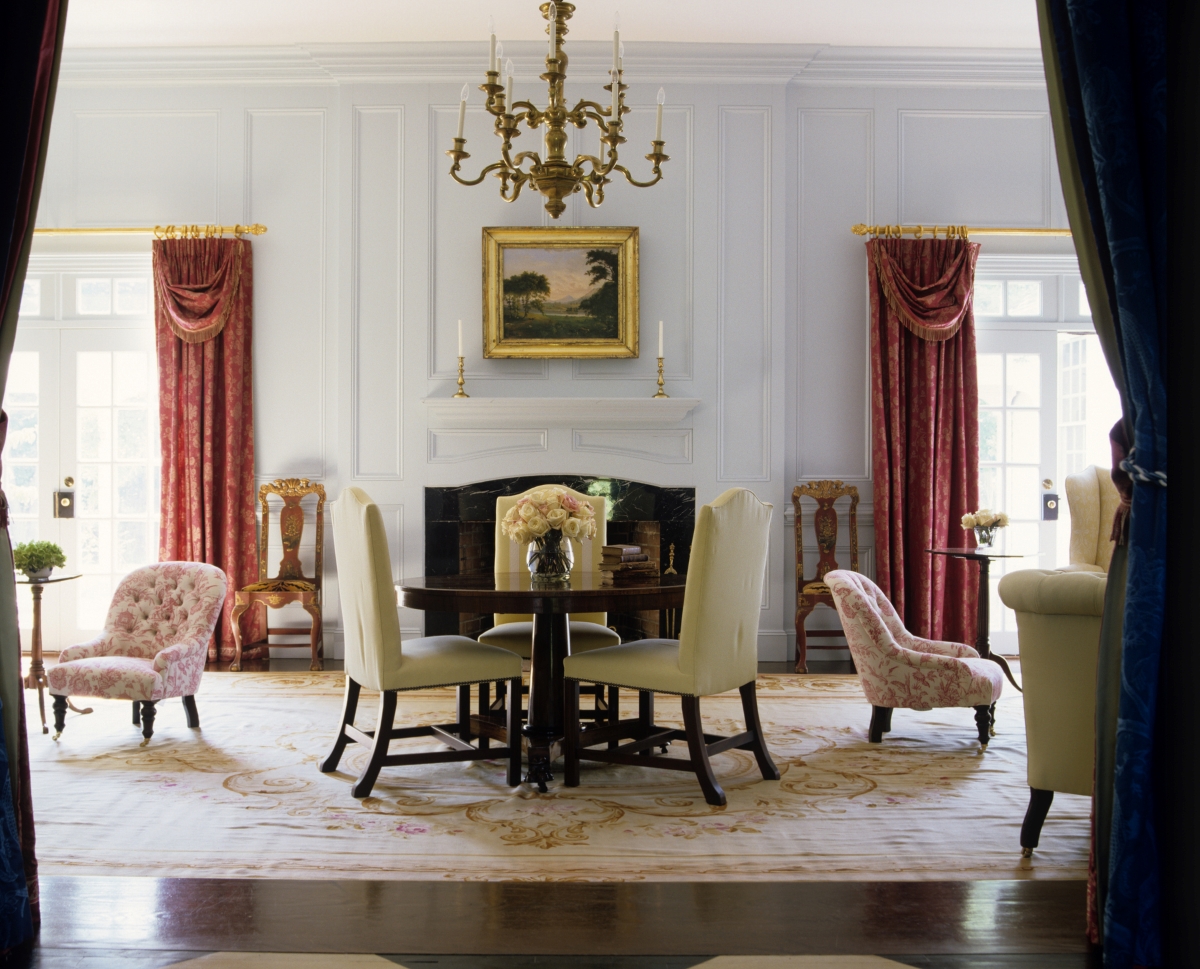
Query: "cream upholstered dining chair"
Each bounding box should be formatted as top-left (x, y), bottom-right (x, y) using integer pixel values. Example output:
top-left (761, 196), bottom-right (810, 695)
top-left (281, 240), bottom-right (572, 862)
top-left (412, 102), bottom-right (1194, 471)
top-left (319, 487), bottom-right (523, 798)
top-left (1060, 464), bottom-right (1121, 573)
top-left (479, 485), bottom-right (621, 656)
top-left (998, 568), bottom-right (1104, 857)
top-left (562, 488), bottom-right (779, 806)
top-left (824, 570), bottom-right (1004, 748)
top-left (47, 562), bottom-right (228, 744)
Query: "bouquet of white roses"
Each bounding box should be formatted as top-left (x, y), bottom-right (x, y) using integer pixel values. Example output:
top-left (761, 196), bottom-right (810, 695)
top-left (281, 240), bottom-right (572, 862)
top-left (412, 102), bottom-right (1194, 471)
top-left (961, 508), bottom-right (1010, 529)
top-left (501, 488), bottom-right (598, 546)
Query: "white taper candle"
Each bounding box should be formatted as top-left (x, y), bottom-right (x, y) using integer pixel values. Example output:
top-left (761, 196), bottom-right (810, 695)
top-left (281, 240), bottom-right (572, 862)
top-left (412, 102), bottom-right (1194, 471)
top-left (611, 71), bottom-right (620, 122)
top-left (656, 87), bottom-right (665, 140)
top-left (458, 319), bottom-right (463, 358)
top-left (489, 32), bottom-right (496, 73)
top-left (658, 320), bottom-right (663, 358)
top-left (457, 84), bottom-right (468, 139)
top-left (613, 29), bottom-right (619, 72)
top-left (505, 59), bottom-right (514, 109)
top-left (548, 2), bottom-right (557, 58)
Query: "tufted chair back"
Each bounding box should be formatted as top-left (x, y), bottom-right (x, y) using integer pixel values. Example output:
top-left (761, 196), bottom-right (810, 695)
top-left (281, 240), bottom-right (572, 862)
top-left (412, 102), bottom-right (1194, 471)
top-left (104, 562), bottom-right (228, 659)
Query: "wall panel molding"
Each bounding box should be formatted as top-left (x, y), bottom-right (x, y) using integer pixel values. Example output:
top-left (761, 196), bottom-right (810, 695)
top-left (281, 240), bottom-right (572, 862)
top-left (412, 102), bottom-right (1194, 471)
top-left (572, 428), bottom-right (692, 464)
top-left (352, 105), bottom-right (404, 479)
top-left (428, 428), bottom-right (548, 463)
top-left (717, 105), bottom-right (771, 483)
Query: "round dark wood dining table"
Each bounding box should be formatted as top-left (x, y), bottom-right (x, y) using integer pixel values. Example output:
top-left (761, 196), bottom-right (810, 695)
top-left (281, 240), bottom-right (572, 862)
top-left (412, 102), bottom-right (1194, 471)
top-left (398, 571), bottom-right (688, 789)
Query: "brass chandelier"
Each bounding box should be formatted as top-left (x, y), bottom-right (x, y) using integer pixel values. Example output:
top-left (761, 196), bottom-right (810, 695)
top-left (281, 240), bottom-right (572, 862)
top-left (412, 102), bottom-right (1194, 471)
top-left (446, 2), bottom-right (669, 219)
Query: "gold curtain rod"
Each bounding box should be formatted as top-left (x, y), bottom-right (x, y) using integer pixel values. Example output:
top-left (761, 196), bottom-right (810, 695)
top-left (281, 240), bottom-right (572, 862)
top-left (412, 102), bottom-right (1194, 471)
top-left (33, 224), bottom-right (268, 239)
top-left (852, 223), bottom-right (1072, 239)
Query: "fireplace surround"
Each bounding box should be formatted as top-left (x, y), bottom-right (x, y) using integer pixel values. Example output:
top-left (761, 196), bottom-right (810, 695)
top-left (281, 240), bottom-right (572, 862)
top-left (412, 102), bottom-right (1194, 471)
top-left (424, 476), bottom-right (695, 642)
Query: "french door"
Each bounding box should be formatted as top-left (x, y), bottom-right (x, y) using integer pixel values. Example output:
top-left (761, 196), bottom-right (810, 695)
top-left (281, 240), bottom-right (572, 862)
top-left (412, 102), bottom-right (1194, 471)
top-left (3, 327), bottom-right (159, 650)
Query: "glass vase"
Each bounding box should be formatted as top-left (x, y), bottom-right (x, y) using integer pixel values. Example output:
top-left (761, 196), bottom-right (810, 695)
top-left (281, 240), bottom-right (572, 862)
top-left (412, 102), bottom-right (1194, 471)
top-left (527, 529), bottom-right (574, 583)
top-left (973, 525), bottom-right (996, 548)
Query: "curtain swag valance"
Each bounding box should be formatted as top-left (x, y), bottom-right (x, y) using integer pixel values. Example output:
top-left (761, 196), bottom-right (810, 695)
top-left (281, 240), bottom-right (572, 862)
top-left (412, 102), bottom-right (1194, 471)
top-left (867, 238), bottom-right (980, 342)
top-left (152, 238), bottom-right (246, 344)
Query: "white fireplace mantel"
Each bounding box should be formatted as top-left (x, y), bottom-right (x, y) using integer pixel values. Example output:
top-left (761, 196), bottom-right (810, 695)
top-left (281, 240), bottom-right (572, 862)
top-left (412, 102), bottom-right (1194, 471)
top-left (421, 396), bottom-right (701, 428)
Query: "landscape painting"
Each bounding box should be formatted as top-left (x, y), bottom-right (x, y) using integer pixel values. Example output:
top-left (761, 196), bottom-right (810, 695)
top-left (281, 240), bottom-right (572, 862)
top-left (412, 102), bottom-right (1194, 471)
top-left (501, 247), bottom-right (620, 340)
top-left (482, 226), bottom-right (639, 358)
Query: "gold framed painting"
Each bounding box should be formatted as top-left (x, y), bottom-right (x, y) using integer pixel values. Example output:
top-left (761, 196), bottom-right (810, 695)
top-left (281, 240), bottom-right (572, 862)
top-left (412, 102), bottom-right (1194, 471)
top-left (482, 225), bottom-right (639, 358)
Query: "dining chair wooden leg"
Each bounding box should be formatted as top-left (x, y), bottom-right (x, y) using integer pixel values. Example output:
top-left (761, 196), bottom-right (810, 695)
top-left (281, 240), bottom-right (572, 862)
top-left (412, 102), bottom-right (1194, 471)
top-left (608, 685), bottom-right (620, 749)
top-left (564, 679), bottom-right (581, 788)
top-left (352, 689), bottom-right (398, 798)
top-left (320, 677), bottom-right (362, 773)
top-left (1020, 787), bottom-right (1055, 857)
top-left (457, 684), bottom-right (472, 742)
top-left (182, 695), bottom-right (200, 729)
top-left (738, 681), bottom-right (780, 781)
top-left (506, 676), bottom-right (523, 787)
top-left (638, 690), bottom-right (654, 756)
top-left (228, 599), bottom-right (250, 672)
top-left (477, 681), bottom-right (491, 751)
top-left (681, 695), bottom-right (725, 806)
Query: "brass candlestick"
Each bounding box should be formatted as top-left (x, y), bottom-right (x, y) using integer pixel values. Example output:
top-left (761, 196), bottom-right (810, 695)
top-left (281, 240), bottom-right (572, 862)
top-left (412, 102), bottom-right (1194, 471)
top-left (653, 356), bottom-right (668, 398)
top-left (454, 356), bottom-right (469, 398)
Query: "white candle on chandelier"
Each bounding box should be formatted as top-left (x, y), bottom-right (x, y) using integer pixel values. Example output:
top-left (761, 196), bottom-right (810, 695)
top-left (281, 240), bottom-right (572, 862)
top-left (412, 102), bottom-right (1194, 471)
top-left (457, 84), bottom-right (468, 139)
top-left (548, 2), bottom-right (557, 59)
top-left (658, 320), bottom-right (663, 358)
top-left (488, 17), bottom-right (496, 73)
top-left (613, 12), bottom-right (620, 72)
top-left (619, 40), bottom-right (624, 73)
top-left (611, 71), bottom-right (620, 123)
top-left (505, 59), bottom-right (514, 109)
top-left (655, 87), bottom-right (665, 141)
top-left (457, 319), bottom-right (463, 358)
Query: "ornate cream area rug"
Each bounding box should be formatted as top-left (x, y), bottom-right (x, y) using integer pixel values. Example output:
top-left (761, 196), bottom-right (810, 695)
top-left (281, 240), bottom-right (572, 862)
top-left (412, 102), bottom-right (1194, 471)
top-left (28, 671), bottom-right (1088, 881)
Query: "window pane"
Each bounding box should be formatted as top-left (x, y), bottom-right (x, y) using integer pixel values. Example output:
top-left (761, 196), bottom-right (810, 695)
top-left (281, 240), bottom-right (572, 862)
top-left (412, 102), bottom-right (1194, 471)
top-left (76, 464), bottom-right (111, 517)
top-left (978, 466), bottom-right (1000, 511)
top-left (77, 351), bottom-right (112, 405)
top-left (1006, 353), bottom-right (1040, 407)
top-left (979, 409), bottom-right (1002, 462)
top-left (77, 408), bottom-right (112, 462)
top-left (7, 409), bottom-right (37, 460)
top-left (78, 521), bottom-right (109, 572)
top-left (112, 352), bottom-right (148, 405)
top-left (116, 464), bottom-right (148, 515)
top-left (1007, 522), bottom-right (1040, 556)
top-left (1078, 280), bottom-right (1091, 317)
top-left (113, 278), bottom-right (149, 316)
top-left (8, 520), bottom-right (37, 546)
top-left (19, 280), bottom-right (40, 317)
top-left (115, 409), bottom-right (148, 460)
top-left (3, 465), bottom-right (37, 516)
top-left (974, 280), bottom-right (1004, 316)
top-left (1006, 280), bottom-right (1042, 317)
top-left (1006, 465), bottom-right (1042, 520)
top-left (77, 576), bottom-right (114, 630)
top-left (5, 352), bottom-right (38, 405)
top-left (116, 521), bottom-right (149, 571)
top-left (977, 353), bottom-right (1003, 407)
top-left (1007, 410), bottom-right (1040, 464)
top-left (77, 278), bottom-right (112, 315)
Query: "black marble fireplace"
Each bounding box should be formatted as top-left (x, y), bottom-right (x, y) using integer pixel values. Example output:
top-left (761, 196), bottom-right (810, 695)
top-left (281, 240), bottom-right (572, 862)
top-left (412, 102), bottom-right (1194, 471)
top-left (424, 476), bottom-right (695, 642)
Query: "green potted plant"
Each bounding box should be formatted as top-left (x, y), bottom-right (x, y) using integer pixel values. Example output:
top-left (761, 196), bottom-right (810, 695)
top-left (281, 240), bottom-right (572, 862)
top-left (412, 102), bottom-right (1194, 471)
top-left (13, 541), bottom-right (66, 580)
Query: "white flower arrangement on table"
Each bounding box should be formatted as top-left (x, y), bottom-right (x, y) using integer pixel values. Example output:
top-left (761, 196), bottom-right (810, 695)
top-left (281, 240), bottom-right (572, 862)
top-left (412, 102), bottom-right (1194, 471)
top-left (500, 488), bottom-right (598, 547)
top-left (960, 509), bottom-right (1010, 529)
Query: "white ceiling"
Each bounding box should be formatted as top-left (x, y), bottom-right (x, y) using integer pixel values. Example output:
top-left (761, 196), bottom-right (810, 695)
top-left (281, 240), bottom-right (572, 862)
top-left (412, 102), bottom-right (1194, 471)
top-left (62, 0), bottom-right (1041, 50)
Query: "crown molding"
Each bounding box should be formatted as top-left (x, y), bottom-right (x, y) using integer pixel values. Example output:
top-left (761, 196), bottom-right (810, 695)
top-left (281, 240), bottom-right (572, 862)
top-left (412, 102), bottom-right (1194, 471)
top-left (58, 42), bottom-right (1045, 89)
top-left (795, 46), bottom-right (1047, 88)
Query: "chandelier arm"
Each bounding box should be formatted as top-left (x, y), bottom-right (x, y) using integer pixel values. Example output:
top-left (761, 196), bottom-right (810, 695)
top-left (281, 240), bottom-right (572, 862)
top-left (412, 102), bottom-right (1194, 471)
top-left (449, 160), bottom-right (510, 187)
top-left (498, 171), bottom-right (531, 203)
top-left (613, 164), bottom-right (665, 189)
top-left (566, 99), bottom-right (612, 128)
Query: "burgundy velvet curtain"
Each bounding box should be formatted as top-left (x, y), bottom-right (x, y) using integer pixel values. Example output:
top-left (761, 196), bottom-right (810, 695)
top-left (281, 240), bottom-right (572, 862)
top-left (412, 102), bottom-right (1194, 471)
top-left (867, 238), bottom-right (980, 644)
top-left (154, 238), bottom-right (264, 662)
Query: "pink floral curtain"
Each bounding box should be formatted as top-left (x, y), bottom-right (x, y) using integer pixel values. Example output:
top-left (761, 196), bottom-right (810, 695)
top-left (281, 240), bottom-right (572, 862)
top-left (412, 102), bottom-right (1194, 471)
top-left (867, 237), bottom-right (980, 645)
top-left (154, 238), bottom-right (264, 662)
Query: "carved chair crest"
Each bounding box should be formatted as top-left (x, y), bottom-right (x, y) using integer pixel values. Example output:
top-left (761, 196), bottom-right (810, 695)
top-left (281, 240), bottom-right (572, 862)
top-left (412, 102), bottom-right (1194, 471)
top-left (248, 478), bottom-right (326, 594)
top-left (793, 480), bottom-right (860, 589)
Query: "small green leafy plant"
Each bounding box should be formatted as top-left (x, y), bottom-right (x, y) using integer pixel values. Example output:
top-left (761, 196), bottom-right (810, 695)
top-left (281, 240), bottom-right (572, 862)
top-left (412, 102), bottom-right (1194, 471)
top-left (13, 541), bottom-right (66, 574)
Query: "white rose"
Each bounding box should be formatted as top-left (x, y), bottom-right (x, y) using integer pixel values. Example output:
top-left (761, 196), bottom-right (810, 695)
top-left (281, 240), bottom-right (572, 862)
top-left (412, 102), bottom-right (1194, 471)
top-left (545, 508), bottom-right (568, 528)
top-left (527, 516), bottom-right (550, 537)
top-left (519, 502), bottom-right (537, 521)
top-left (513, 526), bottom-right (532, 546)
top-left (961, 513), bottom-right (976, 528)
top-left (530, 490), bottom-right (549, 504)
top-left (584, 518), bottom-right (597, 539)
top-left (561, 517), bottom-right (583, 539)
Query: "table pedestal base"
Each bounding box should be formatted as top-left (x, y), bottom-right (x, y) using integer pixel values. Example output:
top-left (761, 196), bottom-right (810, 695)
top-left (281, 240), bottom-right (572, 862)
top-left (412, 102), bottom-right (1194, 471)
top-left (523, 612), bottom-right (570, 791)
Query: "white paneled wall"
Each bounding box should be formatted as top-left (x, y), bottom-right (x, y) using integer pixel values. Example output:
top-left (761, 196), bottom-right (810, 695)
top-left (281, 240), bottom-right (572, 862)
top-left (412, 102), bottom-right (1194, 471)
top-left (35, 43), bottom-right (1066, 660)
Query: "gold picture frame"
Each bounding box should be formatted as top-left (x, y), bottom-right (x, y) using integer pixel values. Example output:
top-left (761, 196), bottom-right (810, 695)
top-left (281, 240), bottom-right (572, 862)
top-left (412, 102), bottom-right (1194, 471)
top-left (482, 226), bottom-right (639, 358)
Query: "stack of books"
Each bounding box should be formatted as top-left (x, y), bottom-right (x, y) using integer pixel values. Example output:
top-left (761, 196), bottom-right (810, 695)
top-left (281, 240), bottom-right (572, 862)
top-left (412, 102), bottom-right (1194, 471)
top-left (600, 545), bottom-right (658, 584)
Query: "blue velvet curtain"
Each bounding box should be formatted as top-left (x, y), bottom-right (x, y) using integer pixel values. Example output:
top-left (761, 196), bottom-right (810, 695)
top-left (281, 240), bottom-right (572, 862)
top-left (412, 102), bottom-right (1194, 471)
top-left (1042, 2), bottom-right (1167, 966)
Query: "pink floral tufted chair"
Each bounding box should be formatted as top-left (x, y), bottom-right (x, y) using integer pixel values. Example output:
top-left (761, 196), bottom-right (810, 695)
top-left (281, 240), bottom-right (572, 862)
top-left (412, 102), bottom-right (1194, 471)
top-left (825, 570), bottom-right (1004, 749)
top-left (47, 562), bottom-right (228, 744)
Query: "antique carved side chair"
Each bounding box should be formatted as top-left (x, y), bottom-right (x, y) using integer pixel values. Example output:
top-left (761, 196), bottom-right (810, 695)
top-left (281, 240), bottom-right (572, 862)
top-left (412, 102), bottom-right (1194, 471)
top-left (793, 480), bottom-right (859, 673)
top-left (230, 478), bottom-right (326, 672)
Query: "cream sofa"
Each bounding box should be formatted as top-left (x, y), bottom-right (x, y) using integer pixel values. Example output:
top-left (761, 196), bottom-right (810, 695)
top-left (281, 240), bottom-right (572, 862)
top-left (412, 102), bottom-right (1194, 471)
top-left (1060, 465), bottom-right (1120, 573)
top-left (997, 568), bottom-right (1106, 857)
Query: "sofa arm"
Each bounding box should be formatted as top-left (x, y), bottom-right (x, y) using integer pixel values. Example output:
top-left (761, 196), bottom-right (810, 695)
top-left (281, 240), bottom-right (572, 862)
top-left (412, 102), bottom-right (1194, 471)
top-left (153, 638), bottom-right (208, 674)
top-left (998, 569), bottom-right (1106, 617)
top-left (56, 636), bottom-right (109, 663)
top-left (905, 636), bottom-right (979, 659)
